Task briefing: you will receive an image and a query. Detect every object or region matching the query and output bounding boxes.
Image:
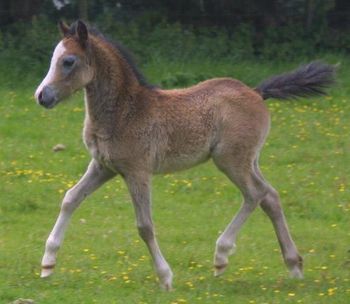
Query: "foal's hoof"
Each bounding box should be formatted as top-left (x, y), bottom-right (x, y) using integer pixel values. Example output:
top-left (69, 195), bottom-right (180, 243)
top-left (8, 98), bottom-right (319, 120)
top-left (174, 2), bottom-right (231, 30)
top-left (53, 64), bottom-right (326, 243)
top-left (41, 265), bottom-right (55, 278)
top-left (159, 269), bottom-right (173, 291)
top-left (214, 264), bottom-right (228, 277)
top-left (159, 275), bottom-right (173, 291)
top-left (287, 255), bottom-right (303, 279)
top-left (160, 281), bottom-right (173, 291)
top-left (289, 266), bottom-right (304, 279)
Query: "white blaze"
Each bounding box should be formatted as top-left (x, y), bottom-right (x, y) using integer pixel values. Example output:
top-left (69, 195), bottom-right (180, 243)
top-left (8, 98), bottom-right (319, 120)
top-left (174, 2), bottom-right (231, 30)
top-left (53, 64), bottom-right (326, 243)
top-left (35, 41), bottom-right (67, 101)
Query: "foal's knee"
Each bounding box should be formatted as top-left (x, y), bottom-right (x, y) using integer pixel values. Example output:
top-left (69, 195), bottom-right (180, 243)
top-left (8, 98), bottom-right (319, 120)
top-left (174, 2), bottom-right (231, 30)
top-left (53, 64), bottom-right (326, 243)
top-left (137, 224), bottom-right (154, 242)
top-left (61, 189), bottom-right (81, 213)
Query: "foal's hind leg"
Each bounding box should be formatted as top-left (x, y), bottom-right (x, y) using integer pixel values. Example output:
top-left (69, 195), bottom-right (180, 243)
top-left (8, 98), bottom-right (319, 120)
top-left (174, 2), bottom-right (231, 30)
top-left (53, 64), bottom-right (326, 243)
top-left (41, 160), bottom-right (115, 277)
top-left (254, 160), bottom-right (303, 278)
top-left (212, 153), bottom-right (268, 276)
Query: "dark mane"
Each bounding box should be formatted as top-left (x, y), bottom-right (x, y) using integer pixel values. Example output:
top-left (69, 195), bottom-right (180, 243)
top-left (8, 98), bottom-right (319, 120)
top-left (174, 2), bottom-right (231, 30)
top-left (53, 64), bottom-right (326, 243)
top-left (68, 22), bottom-right (155, 89)
top-left (107, 38), bottom-right (154, 88)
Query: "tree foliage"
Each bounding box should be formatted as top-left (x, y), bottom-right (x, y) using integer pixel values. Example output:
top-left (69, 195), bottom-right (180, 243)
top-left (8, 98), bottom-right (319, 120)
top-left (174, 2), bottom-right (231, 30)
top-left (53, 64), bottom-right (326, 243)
top-left (0, 0), bottom-right (348, 30)
top-left (0, 0), bottom-right (348, 74)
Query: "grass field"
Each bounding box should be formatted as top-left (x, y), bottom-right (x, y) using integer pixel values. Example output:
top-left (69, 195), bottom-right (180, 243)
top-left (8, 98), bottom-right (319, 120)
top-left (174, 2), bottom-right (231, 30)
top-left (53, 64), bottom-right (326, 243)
top-left (0, 58), bottom-right (349, 304)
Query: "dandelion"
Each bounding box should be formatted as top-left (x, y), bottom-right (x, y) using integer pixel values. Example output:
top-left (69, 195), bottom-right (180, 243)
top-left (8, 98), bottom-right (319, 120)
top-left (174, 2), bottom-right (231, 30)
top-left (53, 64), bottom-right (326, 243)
top-left (89, 254), bottom-right (97, 260)
top-left (138, 255), bottom-right (147, 261)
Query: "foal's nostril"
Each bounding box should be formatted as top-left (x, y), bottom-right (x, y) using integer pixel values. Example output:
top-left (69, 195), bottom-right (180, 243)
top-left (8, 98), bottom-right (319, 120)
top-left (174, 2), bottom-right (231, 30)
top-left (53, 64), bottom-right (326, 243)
top-left (38, 91), bottom-right (44, 104)
top-left (37, 86), bottom-right (58, 109)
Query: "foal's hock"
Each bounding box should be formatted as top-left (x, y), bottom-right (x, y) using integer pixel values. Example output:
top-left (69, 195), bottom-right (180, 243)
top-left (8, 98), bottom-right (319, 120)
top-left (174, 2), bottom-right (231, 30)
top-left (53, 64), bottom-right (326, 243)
top-left (35, 20), bottom-right (336, 290)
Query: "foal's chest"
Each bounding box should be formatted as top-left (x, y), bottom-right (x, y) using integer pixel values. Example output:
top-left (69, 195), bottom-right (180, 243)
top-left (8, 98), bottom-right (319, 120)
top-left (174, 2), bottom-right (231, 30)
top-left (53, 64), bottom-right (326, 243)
top-left (83, 125), bottom-right (116, 170)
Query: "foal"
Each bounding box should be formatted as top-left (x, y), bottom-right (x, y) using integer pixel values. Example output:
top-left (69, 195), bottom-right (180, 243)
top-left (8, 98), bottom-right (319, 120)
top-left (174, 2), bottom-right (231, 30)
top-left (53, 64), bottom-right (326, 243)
top-left (35, 21), bottom-right (335, 290)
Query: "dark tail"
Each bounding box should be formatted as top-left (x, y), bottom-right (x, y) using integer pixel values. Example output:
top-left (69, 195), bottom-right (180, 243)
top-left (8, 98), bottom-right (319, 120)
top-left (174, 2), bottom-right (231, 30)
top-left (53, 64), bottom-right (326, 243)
top-left (255, 61), bottom-right (336, 100)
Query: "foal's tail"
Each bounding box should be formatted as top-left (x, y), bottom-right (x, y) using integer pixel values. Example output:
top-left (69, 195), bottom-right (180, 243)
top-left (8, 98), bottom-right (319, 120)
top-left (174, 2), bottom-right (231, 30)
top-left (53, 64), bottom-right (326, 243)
top-left (255, 61), bottom-right (336, 100)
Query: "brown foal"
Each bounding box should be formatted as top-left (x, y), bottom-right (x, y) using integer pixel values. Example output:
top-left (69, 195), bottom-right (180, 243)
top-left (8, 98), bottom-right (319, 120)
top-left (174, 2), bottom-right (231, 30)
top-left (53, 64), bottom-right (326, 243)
top-left (34, 20), bottom-right (335, 290)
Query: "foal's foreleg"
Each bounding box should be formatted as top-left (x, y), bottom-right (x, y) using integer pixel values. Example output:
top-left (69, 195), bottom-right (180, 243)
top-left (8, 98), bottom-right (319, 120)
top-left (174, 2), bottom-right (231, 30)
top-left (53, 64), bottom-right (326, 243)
top-left (125, 173), bottom-right (173, 290)
top-left (41, 160), bottom-right (115, 277)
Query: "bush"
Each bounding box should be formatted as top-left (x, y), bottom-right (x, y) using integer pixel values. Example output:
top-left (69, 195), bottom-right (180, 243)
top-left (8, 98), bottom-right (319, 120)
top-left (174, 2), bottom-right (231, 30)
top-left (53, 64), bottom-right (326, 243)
top-left (0, 16), bottom-right (58, 82)
top-left (0, 14), bottom-right (348, 86)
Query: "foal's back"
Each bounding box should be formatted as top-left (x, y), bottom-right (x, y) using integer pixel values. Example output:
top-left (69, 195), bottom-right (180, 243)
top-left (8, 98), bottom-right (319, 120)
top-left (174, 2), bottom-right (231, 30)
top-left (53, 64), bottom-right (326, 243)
top-left (137, 77), bottom-right (269, 173)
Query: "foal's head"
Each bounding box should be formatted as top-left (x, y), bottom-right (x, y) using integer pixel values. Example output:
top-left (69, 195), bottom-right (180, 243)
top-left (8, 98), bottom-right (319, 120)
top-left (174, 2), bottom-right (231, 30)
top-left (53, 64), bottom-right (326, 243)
top-left (35, 21), bottom-right (93, 109)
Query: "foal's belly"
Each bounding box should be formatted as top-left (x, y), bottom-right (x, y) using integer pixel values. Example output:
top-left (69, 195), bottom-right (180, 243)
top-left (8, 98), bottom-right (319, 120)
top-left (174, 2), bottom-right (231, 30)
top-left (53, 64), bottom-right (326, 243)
top-left (153, 142), bottom-right (212, 174)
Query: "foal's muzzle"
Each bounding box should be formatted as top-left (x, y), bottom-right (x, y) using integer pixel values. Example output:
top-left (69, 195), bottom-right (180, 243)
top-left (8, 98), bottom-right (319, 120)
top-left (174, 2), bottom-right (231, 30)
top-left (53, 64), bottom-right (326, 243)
top-left (37, 86), bottom-right (58, 109)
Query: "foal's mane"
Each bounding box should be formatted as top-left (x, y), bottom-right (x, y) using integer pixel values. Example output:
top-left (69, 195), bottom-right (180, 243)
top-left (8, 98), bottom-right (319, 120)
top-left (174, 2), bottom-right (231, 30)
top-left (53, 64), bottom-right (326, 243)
top-left (67, 22), bottom-right (154, 89)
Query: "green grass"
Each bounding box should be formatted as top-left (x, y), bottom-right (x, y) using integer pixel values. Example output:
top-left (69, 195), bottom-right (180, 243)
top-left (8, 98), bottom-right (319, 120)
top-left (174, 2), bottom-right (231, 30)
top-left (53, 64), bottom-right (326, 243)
top-left (0, 58), bottom-right (349, 304)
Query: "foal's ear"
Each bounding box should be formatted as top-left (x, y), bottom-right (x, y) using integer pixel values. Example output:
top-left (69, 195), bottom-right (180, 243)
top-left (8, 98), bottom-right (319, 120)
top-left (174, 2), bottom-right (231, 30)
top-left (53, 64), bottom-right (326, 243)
top-left (76, 20), bottom-right (88, 47)
top-left (58, 20), bottom-right (70, 37)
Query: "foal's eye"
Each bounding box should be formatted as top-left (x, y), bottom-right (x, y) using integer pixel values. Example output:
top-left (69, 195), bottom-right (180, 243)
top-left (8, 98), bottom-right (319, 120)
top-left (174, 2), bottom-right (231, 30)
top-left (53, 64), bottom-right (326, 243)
top-left (62, 56), bottom-right (76, 69)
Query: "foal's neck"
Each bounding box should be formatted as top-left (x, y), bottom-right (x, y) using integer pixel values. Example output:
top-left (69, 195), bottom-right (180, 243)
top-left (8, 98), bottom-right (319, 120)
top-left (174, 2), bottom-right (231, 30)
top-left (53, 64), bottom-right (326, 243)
top-left (84, 36), bottom-right (142, 129)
